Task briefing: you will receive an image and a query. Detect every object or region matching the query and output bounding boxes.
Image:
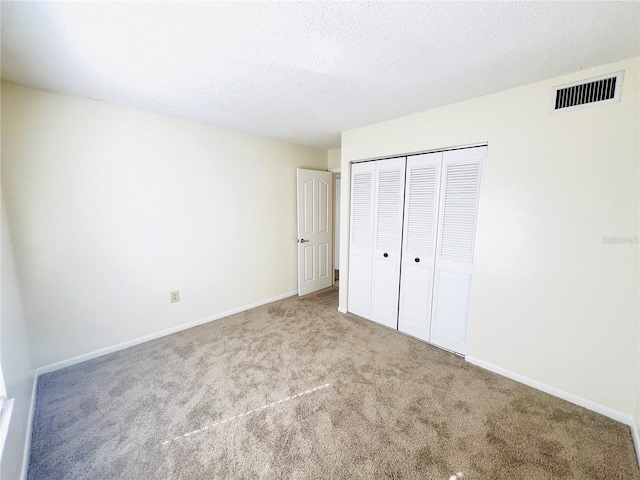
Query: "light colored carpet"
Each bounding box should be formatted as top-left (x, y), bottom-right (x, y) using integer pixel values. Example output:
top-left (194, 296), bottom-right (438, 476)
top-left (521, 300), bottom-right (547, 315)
top-left (28, 287), bottom-right (639, 479)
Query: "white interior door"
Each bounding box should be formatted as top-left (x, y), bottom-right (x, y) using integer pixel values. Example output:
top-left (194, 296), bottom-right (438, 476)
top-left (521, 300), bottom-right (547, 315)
top-left (347, 162), bottom-right (375, 317)
top-left (370, 157), bottom-right (406, 329)
top-left (297, 168), bottom-right (333, 296)
top-left (429, 146), bottom-right (485, 354)
top-left (398, 152), bottom-right (442, 341)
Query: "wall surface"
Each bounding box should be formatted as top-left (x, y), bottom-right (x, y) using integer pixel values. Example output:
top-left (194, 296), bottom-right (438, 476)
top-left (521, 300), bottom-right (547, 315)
top-left (340, 58), bottom-right (639, 418)
top-left (327, 148), bottom-right (341, 170)
top-left (1, 197), bottom-right (34, 480)
top-left (1, 82), bottom-right (327, 368)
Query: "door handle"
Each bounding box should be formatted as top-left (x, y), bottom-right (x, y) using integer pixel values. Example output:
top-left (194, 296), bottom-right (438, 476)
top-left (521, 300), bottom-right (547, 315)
top-left (299, 239), bottom-right (309, 243)
top-left (415, 257), bottom-right (420, 263)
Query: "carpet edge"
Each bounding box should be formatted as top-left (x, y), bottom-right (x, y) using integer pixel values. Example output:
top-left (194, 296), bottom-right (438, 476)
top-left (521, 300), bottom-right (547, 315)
top-left (465, 356), bottom-right (634, 426)
top-left (632, 417), bottom-right (640, 469)
top-left (36, 290), bottom-right (299, 376)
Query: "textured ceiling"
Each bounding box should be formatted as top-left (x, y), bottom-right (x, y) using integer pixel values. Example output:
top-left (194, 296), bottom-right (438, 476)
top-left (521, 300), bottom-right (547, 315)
top-left (2, 2), bottom-right (639, 149)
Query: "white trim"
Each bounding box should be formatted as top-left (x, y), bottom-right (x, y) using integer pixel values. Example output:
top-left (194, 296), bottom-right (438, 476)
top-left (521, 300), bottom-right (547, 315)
top-left (349, 142), bottom-right (489, 165)
top-left (337, 306), bottom-right (348, 314)
top-left (0, 398), bottom-right (15, 465)
top-left (20, 373), bottom-right (38, 480)
top-left (0, 365), bottom-right (7, 400)
top-left (329, 167), bottom-right (341, 173)
top-left (37, 290), bottom-right (298, 375)
top-left (465, 356), bottom-right (634, 426)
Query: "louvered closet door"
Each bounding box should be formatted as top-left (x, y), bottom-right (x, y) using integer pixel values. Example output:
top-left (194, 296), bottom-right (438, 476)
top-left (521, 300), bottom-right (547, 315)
top-left (398, 153), bottom-right (442, 341)
top-left (370, 157), bottom-right (406, 328)
top-left (348, 161), bottom-right (376, 318)
top-left (430, 146), bottom-right (485, 354)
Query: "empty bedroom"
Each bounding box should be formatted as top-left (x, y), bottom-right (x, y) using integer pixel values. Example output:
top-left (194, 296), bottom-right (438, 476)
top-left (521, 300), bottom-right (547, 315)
top-left (0, 1), bottom-right (639, 479)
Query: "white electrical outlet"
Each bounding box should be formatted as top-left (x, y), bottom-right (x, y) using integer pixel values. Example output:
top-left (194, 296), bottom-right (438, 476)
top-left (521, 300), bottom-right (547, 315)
top-left (170, 291), bottom-right (180, 303)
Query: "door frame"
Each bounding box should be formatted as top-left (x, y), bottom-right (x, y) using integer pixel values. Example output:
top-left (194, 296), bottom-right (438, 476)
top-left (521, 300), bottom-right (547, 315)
top-left (330, 168), bottom-right (341, 287)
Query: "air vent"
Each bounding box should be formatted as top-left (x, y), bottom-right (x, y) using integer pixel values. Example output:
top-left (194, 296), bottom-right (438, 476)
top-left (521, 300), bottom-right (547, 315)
top-left (551, 71), bottom-right (623, 113)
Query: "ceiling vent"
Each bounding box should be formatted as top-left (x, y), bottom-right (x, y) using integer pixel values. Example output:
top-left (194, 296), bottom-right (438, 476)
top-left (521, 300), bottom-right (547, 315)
top-left (550, 71), bottom-right (624, 113)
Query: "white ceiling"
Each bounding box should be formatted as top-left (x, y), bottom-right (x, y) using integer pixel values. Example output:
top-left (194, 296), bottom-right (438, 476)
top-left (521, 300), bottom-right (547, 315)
top-left (2, 2), bottom-right (638, 149)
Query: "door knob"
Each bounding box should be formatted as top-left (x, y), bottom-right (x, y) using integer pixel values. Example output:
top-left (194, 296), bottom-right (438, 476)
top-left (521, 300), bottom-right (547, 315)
top-left (383, 252), bottom-right (388, 258)
top-left (299, 239), bottom-right (309, 243)
top-left (415, 258), bottom-right (420, 263)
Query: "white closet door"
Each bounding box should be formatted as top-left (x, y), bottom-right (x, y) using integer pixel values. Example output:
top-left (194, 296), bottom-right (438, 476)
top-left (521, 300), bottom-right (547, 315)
top-left (398, 152), bottom-right (442, 341)
top-left (348, 161), bottom-right (375, 318)
top-left (370, 157), bottom-right (406, 328)
top-left (430, 146), bottom-right (485, 354)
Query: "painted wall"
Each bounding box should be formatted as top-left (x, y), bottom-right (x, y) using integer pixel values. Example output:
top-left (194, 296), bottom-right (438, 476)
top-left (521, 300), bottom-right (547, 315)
top-left (1, 82), bottom-right (327, 368)
top-left (340, 58), bottom-right (639, 418)
top-left (1, 197), bottom-right (34, 480)
top-left (327, 148), bottom-right (341, 170)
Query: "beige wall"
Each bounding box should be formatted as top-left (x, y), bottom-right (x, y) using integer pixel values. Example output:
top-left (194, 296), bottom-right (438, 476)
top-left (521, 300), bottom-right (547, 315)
top-left (1, 197), bottom-right (34, 480)
top-left (327, 148), bottom-right (341, 170)
top-left (1, 82), bottom-right (327, 368)
top-left (340, 57), bottom-right (639, 417)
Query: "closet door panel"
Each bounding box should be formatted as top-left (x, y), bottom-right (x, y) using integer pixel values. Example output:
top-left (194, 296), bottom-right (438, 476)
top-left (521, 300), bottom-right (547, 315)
top-left (398, 153), bottom-right (442, 341)
top-left (398, 265), bottom-right (434, 338)
top-left (348, 254), bottom-right (373, 317)
top-left (370, 157), bottom-right (406, 328)
top-left (431, 270), bottom-right (471, 344)
top-left (430, 146), bottom-right (485, 354)
top-left (348, 161), bottom-right (375, 318)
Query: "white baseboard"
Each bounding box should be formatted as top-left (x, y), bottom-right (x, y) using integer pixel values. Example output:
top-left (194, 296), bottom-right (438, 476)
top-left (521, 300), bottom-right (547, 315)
top-left (37, 290), bottom-right (298, 375)
top-left (337, 306), bottom-right (348, 314)
top-left (465, 356), bottom-right (634, 426)
top-left (20, 372), bottom-right (38, 480)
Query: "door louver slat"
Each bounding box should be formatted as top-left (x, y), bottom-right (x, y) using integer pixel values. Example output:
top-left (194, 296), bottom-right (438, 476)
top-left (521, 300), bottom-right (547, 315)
top-left (375, 170), bottom-right (403, 251)
top-left (351, 171), bottom-right (373, 247)
top-left (405, 164), bottom-right (438, 255)
top-left (440, 161), bottom-right (481, 263)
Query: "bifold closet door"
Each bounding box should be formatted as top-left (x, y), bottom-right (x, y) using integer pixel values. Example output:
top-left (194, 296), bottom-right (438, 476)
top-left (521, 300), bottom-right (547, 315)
top-left (347, 161), bottom-right (375, 318)
top-left (349, 146), bottom-right (484, 354)
top-left (398, 153), bottom-right (442, 341)
top-left (429, 146), bottom-right (485, 354)
top-left (370, 157), bottom-right (406, 328)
